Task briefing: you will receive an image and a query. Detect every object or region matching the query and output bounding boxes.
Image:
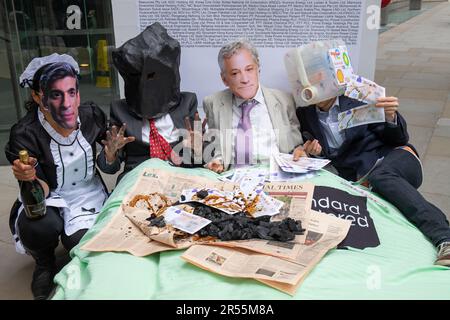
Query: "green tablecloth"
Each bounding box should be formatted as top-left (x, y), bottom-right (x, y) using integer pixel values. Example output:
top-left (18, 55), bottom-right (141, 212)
top-left (53, 159), bottom-right (450, 299)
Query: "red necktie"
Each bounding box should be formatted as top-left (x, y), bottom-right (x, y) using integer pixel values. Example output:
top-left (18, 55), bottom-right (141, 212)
top-left (149, 119), bottom-right (181, 165)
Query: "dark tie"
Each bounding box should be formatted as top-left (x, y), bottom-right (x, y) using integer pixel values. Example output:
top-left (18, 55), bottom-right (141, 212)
top-left (235, 99), bottom-right (257, 166)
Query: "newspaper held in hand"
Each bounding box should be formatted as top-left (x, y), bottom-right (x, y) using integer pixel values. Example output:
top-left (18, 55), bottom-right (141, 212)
top-left (163, 206), bottom-right (211, 234)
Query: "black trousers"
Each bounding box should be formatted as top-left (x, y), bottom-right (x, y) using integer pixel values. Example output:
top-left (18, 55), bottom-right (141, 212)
top-left (368, 148), bottom-right (450, 247)
top-left (17, 206), bottom-right (87, 254)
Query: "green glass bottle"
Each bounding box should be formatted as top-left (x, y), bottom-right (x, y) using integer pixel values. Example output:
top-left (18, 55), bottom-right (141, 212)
top-left (18, 150), bottom-right (46, 219)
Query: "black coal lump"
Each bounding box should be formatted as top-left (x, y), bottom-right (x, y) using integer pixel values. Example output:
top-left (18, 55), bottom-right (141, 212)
top-left (268, 227), bottom-right (282, 239)
top-left (195, 189), bottom-right (209, 199)
top-left (206, 224), bottom-right (220, 237)
top-left (199, 228), bottom-right (209, 237)
top-left (256, 226), bottom-right (272, 240)
top-left (153, 202), bottom-right (306, 242)
top-left (145, 213), bottom-right (157, 221)
top-left (149, 215), bottom-right (166, 227)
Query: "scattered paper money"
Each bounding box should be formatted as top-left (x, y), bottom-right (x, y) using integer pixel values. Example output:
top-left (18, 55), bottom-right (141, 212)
top-left (164, 207), bottom-right (212, 234)
top-left (344, 74), bottom-right (385, 104)
top-left (180, 188), bottom-right (244, 214)
top-left (274, 153), bottom-right (330, 174)
top-left (338, 103), bottom-right (385, 131)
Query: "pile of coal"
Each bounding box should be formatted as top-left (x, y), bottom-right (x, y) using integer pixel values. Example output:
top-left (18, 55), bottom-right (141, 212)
top-left (146, 204), bottom-right (305, 242)
top-left (146, 214), bottom-right (166, 227)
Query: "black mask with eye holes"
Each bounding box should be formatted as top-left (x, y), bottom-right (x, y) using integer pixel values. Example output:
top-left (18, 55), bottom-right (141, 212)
top-left (112, 22), bottom-right (181, 119)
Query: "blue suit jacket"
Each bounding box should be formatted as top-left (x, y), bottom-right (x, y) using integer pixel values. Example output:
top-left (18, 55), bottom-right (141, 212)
top-left (296, 95), bottom-right (411, 181)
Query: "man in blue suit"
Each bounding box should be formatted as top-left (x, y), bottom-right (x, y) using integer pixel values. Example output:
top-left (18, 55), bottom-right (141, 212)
top-left (297, 94), bottom-right (450, 266)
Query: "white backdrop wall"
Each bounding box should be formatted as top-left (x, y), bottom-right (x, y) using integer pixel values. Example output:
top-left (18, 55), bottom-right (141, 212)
top-left (111, 0), bottom-right (381, 113)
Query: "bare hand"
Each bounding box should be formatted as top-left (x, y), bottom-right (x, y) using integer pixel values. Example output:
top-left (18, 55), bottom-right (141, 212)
top-left (101, 123), bottom-right (135, 162)
top-left (12, 157), bottom-right (37, 181)
top-left (292, 146), bottom-right (307, 161)
top-left (376, 96), bottom-right (399, 122)
top-left (183, 112), bottom-right (207, 157)
top-left (206, 159), bottom-right (224, 173)
top-left (303, 139), bottom-right (322, 156)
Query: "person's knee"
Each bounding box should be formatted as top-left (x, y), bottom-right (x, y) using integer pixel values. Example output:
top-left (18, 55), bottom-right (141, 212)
top-left (17, 207), bottom-right (63, 250)
top-left (368, 168), bottom-right (397, 191)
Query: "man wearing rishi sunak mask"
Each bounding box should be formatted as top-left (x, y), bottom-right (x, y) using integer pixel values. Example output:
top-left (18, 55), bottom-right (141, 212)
top-left (5, 54), bottom-right (132, 300)
top-left (38, 64), bottom-right (80, 131)
top-left (98, 22), bottom-right (204, 184)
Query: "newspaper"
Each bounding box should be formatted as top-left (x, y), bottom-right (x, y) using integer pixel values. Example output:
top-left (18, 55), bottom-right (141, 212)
top-left (81, 168), bottom-right (236, 256)
top-left (181, 210), bottom-right (351, 295)
top-left (263, 182), bottom-right (315, 222)
top-left (124, 206), bottom-right (195, 249)
top-left (209, 181), bottom-right (316, 261)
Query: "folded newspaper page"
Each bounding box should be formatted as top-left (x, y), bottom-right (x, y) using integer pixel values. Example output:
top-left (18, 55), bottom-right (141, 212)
top-left (181, 211), bottom-right (351, 295)
top-left (81, 168), bottom-right (236, 256)
top-left (209, 181), bottom-right (315, 261)
top-left (263, 182), bottom-right (315, 222)
top-left (258, 210), bottom-right (351, 295)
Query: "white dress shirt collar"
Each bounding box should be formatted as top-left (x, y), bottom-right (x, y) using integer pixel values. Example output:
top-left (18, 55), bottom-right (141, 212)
top-left (233, 85), bottom-right (263, 107)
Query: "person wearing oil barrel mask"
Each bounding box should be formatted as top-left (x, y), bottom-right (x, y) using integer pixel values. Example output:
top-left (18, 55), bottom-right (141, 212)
top-left (97, 22), bottom-right (202, 184)
top-left (291, 40), bottom-right (450, 267)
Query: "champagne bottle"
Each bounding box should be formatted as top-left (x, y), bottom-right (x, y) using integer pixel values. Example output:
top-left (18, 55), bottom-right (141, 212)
top-left (18, 150), bottom-right (46, 219)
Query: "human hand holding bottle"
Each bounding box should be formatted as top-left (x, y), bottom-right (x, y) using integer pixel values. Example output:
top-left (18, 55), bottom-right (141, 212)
top-left (13, 150), bottom-right (49, 219)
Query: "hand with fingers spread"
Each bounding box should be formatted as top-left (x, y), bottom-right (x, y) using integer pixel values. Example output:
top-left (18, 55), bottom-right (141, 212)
top-left (376, 96), bottom-right (399, 122)
top-left (183, 112), bottom-right (207, 158)
top-left (303, 139), bottom-right (322, 157)
top-left (101, 123), bottom-right (136, 163)
top-left (12, 157), bottom-right (38, 181)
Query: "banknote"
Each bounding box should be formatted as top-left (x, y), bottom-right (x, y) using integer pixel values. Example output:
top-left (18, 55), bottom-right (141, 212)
top-left (338, 103), bottom-right (385, 131)
top-left (274, 153), bottom-right (330, 174)
top-left (164, 207), bottom-right (211, 234)
top-left (344, 74), bottom-right (385, 104)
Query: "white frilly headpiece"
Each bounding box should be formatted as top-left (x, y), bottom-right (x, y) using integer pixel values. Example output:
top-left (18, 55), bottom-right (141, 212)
top-left (19, 53), bottom-right (80, 88)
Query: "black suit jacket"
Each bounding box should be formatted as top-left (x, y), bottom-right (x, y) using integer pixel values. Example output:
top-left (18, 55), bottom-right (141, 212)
top-left (296, 95), bottom-right (411, 181)
top-left (98, 92), bottom-right (198, 183)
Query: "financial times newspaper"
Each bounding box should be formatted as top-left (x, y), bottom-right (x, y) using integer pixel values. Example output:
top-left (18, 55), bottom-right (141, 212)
top-left (182, 211), bottom-right (351, 295)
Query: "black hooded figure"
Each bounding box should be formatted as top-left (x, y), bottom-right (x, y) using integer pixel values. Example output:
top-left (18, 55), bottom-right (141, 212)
top-left (98, 22), bottom-right (199, 183)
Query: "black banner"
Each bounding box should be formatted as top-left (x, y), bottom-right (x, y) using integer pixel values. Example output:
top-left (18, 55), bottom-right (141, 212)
top-left (312, 186), bottom-right (380, 249)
